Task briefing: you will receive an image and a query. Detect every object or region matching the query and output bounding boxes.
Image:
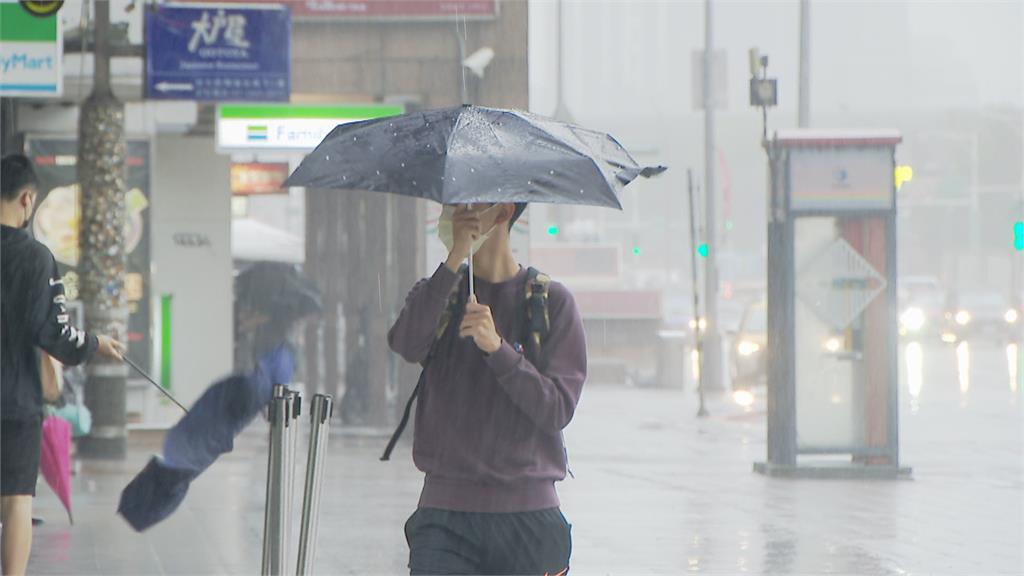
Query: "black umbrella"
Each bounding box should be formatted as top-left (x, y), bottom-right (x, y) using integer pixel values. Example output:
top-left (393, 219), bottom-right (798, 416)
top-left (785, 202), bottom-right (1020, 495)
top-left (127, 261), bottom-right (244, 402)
top-left (235, 261), bottom-right (323, 369)
top-left (236, 261), bottom-right (323, 322)
top-left (284, 105), bottom-right (665, 209)
top-left (286, 105), bottom-right (665, 294)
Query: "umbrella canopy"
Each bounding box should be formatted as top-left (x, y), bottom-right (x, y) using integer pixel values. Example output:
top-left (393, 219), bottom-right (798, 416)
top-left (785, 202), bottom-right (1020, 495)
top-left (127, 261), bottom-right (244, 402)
top-left (235, 261), bottom-right (322, 324)
top-left (39, 415), bottom-right (73, 524)
top-left (232, 218), bottom-right (304, 264)
top-left (285, 105), bottom-right (665, 209)
top-left (118, 456), bottom-right (198, 533)
top-left (235, 262), bottom-right (322, 369)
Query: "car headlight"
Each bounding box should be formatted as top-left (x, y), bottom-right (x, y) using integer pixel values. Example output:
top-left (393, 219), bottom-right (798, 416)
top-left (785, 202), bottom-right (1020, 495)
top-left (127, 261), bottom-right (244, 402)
top-left (732, 389), bottom-right (755, 408)
top-left (1005, 309), bottom-right (1019, 324)
top-left (955, 310), bottom-right (971, 326)
top-left (941, 331), bottom-right (958, 344)
top-left (737, 340), bottom-right (761, 357)
top-left (900, 307), bottom-right (926, 332)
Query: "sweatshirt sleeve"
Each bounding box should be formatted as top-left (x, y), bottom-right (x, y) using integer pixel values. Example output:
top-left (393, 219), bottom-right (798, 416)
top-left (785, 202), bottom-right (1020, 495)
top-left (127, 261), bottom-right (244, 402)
top-left (484, 283), bottom-right (587, 434)
top-left (388, 263), bottom-right (461, 365)
top-left (32, 254), bottom-right (99, 366)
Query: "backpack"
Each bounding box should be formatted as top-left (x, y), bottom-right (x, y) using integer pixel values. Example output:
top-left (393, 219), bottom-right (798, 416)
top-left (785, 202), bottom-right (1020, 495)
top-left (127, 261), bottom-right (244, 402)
top-left (380, 266), bottom-right (551, 461)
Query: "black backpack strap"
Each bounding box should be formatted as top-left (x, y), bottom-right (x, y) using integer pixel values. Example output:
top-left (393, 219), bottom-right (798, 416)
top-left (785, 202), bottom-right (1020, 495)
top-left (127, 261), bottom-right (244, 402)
top-left (381, 265), bottom-right (469, 461)
top-left (523, 267), bottom-right (551, 358)
top-left (380, 369), bottom-right (424, 461)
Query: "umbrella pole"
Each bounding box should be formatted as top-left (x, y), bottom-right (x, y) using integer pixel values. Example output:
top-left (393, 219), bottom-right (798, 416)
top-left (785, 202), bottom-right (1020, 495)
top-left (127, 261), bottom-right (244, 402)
top-left (123, 356), bottom-right (190, 415)
top-left (468, 243), bottom-right (475, 299)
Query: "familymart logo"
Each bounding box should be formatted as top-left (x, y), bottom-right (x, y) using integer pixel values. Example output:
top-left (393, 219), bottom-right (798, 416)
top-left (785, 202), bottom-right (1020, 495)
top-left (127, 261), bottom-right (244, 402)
top-left (246, 124), bottom-right (268, 141)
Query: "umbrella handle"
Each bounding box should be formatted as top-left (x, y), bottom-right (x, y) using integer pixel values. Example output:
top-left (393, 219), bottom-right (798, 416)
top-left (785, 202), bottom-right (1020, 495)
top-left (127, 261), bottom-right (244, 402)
top-left (468, 243), bottom-right (475, 299)
top-left (467, 203), bottom-right (475, 300)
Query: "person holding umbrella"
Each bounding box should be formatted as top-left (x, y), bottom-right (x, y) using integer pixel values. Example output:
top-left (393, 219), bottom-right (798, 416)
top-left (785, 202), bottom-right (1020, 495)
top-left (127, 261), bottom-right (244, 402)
top-left (286, 104), bottom-right (663, 574)
top-left (0, 154), bottom-right (125, 576)
top-left (388, 201), bottom-right (585, 576)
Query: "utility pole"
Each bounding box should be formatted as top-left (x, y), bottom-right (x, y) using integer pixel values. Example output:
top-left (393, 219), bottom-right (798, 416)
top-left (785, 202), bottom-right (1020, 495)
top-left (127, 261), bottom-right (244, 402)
top-left (689, 170), bottom-right (708, 416)
top-left (78, 0), bottom-right (129, 458)
top-left (702, 0), bottom-right (723, 392)
top-left (798, 0), bottom-right (811, 128)
top-left (549, 0), bottom-right (573, 239)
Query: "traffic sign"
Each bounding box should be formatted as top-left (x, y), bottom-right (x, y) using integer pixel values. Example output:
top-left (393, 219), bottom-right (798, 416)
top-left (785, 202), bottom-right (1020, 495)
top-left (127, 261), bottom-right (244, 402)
top-left (797, 238), bottom-right (887, 331)
top-left (145, 3), bottom-right (290, 102)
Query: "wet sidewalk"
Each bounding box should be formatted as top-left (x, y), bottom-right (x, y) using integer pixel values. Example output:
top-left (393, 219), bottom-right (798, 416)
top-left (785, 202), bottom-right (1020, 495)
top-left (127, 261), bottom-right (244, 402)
top-left (28, 342), bottom-right (1023, 575)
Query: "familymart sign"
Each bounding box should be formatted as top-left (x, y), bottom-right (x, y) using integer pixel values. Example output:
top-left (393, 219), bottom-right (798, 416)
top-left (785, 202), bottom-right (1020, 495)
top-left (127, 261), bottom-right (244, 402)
top-left (216, 103), bottom-right (404, 152)
top-left (0, 1), bottom-right (62, 97)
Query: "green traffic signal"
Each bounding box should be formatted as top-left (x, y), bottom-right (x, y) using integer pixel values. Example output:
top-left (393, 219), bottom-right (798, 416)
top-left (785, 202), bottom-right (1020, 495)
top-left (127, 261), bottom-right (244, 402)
top-left (1015, 221), bottom-right (1024, 251)
top-left (697, 243), bottom-right (709, 258)
top-left (632, 247), bottom-right (642, 256)
top-left (547, 225), bottom-right (560, 237)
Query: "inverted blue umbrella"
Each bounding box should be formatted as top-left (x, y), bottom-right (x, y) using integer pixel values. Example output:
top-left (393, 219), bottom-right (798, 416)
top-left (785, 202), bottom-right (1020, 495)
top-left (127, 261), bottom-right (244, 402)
top-left (118, 346), bottom-right (294, 532)
top-left (118, 262), bottom-right (318, 532)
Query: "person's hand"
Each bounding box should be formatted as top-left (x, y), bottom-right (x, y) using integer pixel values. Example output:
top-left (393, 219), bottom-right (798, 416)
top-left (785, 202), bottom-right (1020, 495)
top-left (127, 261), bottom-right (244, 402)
top-left (97, 335), bottom-right (126, 361)
top-left (445, 205), bottom-right (483, 272)
top-left (459, 295), bottom-right (502, 354)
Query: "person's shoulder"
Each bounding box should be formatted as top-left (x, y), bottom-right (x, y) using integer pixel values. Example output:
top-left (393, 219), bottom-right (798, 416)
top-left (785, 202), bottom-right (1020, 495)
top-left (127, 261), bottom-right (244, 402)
top-left (4, 231), bottom-right (57, 269)
top-left (25, 237), bottom-right (59, 268)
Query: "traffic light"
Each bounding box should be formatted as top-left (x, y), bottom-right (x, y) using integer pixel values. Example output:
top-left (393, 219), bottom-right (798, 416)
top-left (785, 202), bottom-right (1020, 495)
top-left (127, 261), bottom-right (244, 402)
top-left (697, 243), bottom-right (709, 258)
top-left (1015, 221), bottom-right (1023, 251)
top-left (632, 247), bottom-right (642, 257)
top-left (546, 225), bottom-right (559, 237)
top-left (895, 165), bottom-right (914, 191)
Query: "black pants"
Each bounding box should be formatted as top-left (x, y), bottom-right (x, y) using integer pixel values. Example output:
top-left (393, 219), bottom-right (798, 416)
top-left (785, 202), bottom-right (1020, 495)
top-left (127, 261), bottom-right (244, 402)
top-left (406, 507), bottom-right (572, 576)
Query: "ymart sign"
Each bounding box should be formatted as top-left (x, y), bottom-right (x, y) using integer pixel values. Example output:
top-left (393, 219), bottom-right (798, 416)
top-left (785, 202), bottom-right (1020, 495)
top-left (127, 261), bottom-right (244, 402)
top-left (0, 1), bottom-right (62, 97)
top-left (216, 103), bottom-right (404, 151)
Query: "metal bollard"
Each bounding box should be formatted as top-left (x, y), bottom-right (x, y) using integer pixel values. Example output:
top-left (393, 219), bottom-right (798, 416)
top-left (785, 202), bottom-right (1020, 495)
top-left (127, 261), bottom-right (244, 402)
top-left (296, 394), bottom-right (333, 576)
top-left (284, 390), bottom-right (302, 572)
top-left (262, 386), bottom-right (299, 576)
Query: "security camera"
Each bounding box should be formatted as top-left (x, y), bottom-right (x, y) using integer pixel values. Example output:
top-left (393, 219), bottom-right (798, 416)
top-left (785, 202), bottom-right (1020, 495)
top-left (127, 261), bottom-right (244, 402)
top-left (749, 48), bottom-right (762, 77)
top-left (462, 47), bottom-right (495, 79)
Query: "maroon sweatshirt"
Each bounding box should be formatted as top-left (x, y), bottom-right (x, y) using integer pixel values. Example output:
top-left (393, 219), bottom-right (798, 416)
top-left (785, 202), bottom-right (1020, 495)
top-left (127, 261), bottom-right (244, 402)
top-left (388, 263), bottom-right (587, 513)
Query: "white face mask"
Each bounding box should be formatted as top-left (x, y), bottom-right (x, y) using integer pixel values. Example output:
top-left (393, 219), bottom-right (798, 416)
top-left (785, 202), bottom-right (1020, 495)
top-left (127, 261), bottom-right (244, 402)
top-left (437, 204), bottom-right (500, 254)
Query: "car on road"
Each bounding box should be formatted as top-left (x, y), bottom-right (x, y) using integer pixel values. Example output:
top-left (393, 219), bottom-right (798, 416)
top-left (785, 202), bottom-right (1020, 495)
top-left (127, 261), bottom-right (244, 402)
top-left (898, 276), bottom-right (947, 339)
top-left (944, 290), bottom-right (1020, 344)
top-left (730, 299), bottom-right (767, 389)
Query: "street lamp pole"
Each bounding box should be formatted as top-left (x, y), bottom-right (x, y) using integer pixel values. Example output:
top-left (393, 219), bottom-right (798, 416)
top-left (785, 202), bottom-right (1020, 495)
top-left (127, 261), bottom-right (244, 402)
top-left (702, 0), bottom-right (723, 393)
top-left (798, 0), bottom-right (811, 128)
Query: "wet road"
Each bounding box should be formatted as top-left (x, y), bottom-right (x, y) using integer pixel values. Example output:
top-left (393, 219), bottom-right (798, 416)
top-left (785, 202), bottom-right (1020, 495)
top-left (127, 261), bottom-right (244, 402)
top-left (28, 341), bottom-right (1022, 574)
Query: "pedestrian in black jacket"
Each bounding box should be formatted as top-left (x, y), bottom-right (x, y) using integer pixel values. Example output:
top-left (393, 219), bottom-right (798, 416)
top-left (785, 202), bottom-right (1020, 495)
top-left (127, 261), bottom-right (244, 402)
top-left (0, 154), bottom-right (124, 575)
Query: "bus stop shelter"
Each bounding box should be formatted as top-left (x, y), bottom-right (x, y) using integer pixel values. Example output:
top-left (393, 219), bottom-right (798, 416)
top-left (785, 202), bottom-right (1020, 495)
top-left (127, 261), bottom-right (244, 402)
top-left (756, 130), bottom-right (912, 479)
